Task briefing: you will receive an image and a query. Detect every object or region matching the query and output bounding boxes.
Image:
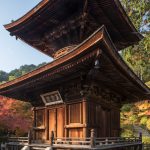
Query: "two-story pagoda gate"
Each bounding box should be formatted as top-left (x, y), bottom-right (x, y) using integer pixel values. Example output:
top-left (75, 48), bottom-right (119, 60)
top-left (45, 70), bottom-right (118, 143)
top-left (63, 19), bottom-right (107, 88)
top-left (0, 0), bottom-right (150, 150)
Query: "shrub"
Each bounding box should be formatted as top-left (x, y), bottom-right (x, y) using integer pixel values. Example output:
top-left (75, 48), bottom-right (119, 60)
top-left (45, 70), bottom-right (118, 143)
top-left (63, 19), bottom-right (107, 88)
top-left (140, 116), bottom-right (148, 126)
top-left (129, 115), bottom-right (138, 124)
top-left (142, 136), bottom-right (150, 144)
top-left (146, 119), bottom-right (150, 131)
top-left (121, 124), bottom-right (134, 137)
top-left (121, 104), bottom-right (134, 112)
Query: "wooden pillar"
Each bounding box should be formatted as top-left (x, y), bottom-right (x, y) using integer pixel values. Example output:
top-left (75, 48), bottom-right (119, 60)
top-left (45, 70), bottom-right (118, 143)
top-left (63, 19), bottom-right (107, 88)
top-left (33, 107), bottom-right (36, 140)
top-left (65, 105), bottom-right (68, 137)
top-left (45, 108), bottom-right (49, 140)
top-left (82, 99), bottom-right (88, 137)
top-left (33, 107), bottom-right (36, 127)
top-left (139, 132), bottom-right (143, 150)
top-left (28, 130), bottom-right (32, 144)
top-left (54, 109), bottom-right (57, 137)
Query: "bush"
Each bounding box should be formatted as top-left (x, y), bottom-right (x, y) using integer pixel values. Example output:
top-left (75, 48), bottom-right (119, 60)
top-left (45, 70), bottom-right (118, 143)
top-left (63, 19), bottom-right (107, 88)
top-left (142, 136), bottom-right (150, 144)
top-left (121, 124), bottom-right (134, 137)
top-left (140, 116), bottom-right (148, 126)
top-left (146, 119), bottom-right (150, 131)
top-left (0, 137), bottom-right (8, 143)
top-left (121, 104), bottom-right (134, 112)
top-left (129, 115), bottom-right (138, 124)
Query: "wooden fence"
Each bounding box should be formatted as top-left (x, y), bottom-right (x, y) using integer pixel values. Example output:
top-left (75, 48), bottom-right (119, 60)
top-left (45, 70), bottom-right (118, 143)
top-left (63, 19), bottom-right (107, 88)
top-left (144, 144), bottom-right (150, 150)
top-left (0, 130), bottom-right (143, 150)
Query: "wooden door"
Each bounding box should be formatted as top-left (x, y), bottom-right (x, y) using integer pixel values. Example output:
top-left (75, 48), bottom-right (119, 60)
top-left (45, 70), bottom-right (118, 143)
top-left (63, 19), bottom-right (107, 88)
top-left (57, 108), bottom-right (64, 137)
top-left (49, 109), bottom-right (56, 137)
top-left (48, 107), bottom-right (64, 138)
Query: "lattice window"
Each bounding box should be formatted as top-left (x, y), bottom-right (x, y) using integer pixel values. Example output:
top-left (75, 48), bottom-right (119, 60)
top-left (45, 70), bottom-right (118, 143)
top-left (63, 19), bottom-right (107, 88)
top-left (41, 91), bottom-right (63, 106)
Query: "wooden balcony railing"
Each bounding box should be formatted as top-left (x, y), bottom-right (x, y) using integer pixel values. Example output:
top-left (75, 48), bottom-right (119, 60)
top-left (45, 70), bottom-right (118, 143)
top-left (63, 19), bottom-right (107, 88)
top-left (1, 130), bottom-right (143, 150)
top-left (8, 137), bottom-right (28, 144)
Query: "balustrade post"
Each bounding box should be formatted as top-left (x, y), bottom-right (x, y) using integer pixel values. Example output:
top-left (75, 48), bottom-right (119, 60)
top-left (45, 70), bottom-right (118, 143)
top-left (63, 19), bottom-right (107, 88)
top-left (90, 129), bottom-right (96, 148)
top-left (139, 132), bottom-right (142, 142)
top-left (50, 131), bottom-right (54, 146)
top-left (139, 132), bottom-right (143, 150)
top-left (105, 138), bottom-right (108, 145)
top-left (28, 130), bottom-right (32, 145)
top-left (5, 131), bottom-right (10, 150)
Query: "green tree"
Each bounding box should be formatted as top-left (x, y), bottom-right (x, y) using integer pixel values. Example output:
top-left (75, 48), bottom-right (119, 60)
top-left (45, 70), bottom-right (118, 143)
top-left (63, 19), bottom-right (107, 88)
top-left (0, 71), bottom-right (8, 82)
top-left (0, 62), bottom-right (47, 84)
top-left (140, 116), bottom-right (148, 126)
top-left (9, 76), bottom-right (16, 81)
top-left (146, 119), bottom-right (150, 130)
top-left (121, 0), bottom-right (150, 82)
top-left (121, 104), bottom-right (134, 112)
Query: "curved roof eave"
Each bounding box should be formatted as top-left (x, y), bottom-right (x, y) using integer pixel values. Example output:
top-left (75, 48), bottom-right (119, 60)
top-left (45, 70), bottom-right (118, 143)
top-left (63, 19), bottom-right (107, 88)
top-left (4, 0), bottom-right (49, 30)
top-left (0, 26), bottom-right (149, 100)
top-left (4, 0), bottom-right (143, 41)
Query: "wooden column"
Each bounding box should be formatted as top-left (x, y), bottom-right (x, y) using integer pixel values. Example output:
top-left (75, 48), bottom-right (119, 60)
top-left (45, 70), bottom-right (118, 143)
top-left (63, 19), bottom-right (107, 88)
top-left (54, 109), bottom-right (57, 137)
top-left (65, 105), bottom-right (68, 137)
top-left (45, 108), bottom-right (49, 140)
top-left (33, 107), bottom-right (36, 127)
top-left (33, 107), bottom-right (36, 140)
top-left (82, 99), bottom-right (88, 137)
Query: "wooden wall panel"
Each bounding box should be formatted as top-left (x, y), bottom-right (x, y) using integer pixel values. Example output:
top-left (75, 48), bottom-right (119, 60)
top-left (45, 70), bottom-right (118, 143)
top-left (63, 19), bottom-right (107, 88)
top-left (69, 103), bottom-right (82, 123)
top-left (33, 99), bottom-right (121, 141)
top-left (110, 109), bottom-right (120, 137)
top-left (69, 129), bottom-right (83, 138)
top-left (35, 109), bottom-right (45, 127)
top-left (35, 131), bottom-right (44, 140)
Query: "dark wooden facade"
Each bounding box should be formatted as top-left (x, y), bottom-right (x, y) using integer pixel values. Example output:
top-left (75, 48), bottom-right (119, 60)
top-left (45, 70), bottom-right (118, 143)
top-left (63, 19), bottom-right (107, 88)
top-left (33, 102), bottom-right (120, 140)
top-left (0, 0), bottom-right (150, 149)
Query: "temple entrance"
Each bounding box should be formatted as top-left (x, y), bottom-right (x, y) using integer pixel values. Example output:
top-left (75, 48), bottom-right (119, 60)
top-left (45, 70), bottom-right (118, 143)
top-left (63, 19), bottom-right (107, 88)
top-left (48, 107), bottom-right (64, 139)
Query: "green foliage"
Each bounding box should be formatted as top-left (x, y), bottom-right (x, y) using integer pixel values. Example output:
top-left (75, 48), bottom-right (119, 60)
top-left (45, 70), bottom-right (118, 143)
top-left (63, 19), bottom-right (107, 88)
top-left (120, 2), bottom-right (149, 136)
top-left (146, 81), bottom-right (150, 88)
top-left (8, 76), bottom-right (15, 81)
top-left (129, 115), bottom-right (138, 124)
top-left (146, 119), bottom-right (150, 130)
top-left (121, 0), bottom-right (150, 29)
top-left (142, 136), bottom-right (150, 144)
top-left (121, 0), bottom-right (150, 82)
top-left (121, 101), bottom-right (150, 137)
top-left (140, 116), bottom-right (148, 125)
top-left (121, 104), bottom-right (134, 112)
top-left (0, 71), bottom-right (8, 82)
top-left (121, 124), bottom-right (134, 137)
top-left (0, 62), bottom-right (46, 84)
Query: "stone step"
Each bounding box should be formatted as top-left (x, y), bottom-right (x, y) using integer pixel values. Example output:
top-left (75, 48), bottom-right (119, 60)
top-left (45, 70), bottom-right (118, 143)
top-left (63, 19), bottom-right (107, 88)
top-left (31, 147), bottom-right (46, 150)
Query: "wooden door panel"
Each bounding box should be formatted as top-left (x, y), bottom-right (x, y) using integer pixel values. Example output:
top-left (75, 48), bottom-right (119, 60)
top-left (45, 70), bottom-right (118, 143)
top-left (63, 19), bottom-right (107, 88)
top-left (49, 109), bottom-right (56, 137)
top-left (57, 107), bottom-right (64, 137)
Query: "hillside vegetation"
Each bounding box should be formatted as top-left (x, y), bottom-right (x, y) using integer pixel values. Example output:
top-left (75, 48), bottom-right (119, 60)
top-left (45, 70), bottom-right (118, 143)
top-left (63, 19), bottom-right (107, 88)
top-left (0, 63), bottom-right (46, 136)
top-left (0, 62), bottom-right (46, 84)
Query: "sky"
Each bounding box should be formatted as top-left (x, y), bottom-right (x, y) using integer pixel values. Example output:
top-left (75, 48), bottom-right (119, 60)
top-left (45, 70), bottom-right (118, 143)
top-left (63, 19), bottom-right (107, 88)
top-left (0, 0), bottom-right (51, 72)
